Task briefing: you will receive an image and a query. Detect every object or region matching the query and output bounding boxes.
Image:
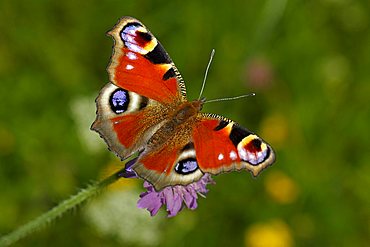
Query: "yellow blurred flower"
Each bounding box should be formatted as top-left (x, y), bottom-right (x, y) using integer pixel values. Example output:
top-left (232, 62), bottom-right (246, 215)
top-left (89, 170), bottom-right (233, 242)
top-left (245, 219), bottom-right (294, 247)
top-left (100, 161), bottom-right (139, 191)
top-left (265, 171), bottom-right (299, 204)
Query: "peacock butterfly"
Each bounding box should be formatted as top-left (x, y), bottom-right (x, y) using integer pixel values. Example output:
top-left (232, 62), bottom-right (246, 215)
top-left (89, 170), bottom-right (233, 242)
top-left (91, 16), bottom-right (275, 190)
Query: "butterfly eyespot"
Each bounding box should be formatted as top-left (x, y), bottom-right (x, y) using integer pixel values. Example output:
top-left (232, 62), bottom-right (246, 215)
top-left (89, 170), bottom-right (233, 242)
top-left (237, 136), bottom-right (270, 165)
top-left (175, 158), bottom-right (199, 175)
top-left (109, 89), bottom-right (130, 114)
top-left (120, 23), bottom-right (158, 56)
top-left (121, 24), bottom-right (147, 54)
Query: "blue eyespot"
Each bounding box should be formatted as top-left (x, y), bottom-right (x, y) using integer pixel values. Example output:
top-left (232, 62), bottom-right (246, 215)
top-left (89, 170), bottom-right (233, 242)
top-left (175, 158), bottom-right (198, 175)
top-left (109, 89), bottom-right (129, 114)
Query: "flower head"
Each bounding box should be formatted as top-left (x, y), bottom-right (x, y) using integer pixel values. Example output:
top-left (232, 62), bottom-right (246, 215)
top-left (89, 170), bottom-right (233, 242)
top-left (119, 158), bottom-right (215, 217)
top-left (138, 174), bottom-right (214, 217)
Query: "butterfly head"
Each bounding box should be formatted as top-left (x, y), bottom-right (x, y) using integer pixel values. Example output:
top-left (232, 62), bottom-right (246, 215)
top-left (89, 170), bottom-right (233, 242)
top-left (191, 97), bottom-right (206, 112)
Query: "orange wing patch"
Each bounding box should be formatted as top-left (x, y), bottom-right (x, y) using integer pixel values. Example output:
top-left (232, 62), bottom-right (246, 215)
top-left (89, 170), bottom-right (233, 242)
top-left (114, 48), bottom-right (179, 103)
top-left (138, 145), bottom-right (178, 174)
top-left (111, 112), bottom-right (147, 148)
top-left (193, 119), bottom-right (240, 174)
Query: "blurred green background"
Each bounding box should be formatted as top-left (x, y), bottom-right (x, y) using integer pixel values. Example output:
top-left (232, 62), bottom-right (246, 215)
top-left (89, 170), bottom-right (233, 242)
top-left (1, 0), bottom-right (369, 246)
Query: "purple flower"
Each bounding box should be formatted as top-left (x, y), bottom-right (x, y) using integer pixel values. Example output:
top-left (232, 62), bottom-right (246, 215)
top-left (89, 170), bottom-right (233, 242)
top-left (138, 174), bottom-right (215, 217)
top-left (119, 158), bottom-right (215, 217)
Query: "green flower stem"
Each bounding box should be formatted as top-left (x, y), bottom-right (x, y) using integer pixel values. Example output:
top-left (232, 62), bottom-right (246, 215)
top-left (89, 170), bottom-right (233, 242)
top-left (0, 168), bottom-right (125, 247)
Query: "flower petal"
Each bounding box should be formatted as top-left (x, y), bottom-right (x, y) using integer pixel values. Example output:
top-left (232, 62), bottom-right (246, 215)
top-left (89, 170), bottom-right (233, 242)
top-left (184, 188), bottom-right (197, 209)
top-left (137, 191), bottom-right (162, 216)
top-left (167, 187), bottom-right (183, 217)
top-left (163, 187), bottom-right (174, 210)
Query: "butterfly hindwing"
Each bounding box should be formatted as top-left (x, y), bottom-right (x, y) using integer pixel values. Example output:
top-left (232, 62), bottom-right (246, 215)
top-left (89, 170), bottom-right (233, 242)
top-left (107, 16), bottom-right (187, 103)
top-left (133, 139), bottom-right (204, 190)
top-left (92, 83), bottom-right (170, 160)
top-left (132, 110), bottom-right (204, 190)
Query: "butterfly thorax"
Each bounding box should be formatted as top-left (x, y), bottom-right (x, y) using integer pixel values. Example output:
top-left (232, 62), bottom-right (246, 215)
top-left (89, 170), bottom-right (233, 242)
top-left (173, 100), bottom-right (203, 123)
top-left (147, 100), bottom-right (203, 149)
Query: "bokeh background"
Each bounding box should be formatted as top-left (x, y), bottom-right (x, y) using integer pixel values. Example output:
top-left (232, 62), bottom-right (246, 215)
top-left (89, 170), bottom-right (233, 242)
top-left (1, 0), bottom-right (369, 246)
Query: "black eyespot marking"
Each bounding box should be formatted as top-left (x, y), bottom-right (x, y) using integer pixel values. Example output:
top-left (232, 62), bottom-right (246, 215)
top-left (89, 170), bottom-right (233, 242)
top-left (229, 124), bottom-right (253, 147)
top-left (137, 31), bottom-right (152, 42)
top-left (144, 43), bottom-right (172, 64)
top-left (139, 96), bottom-right (148, 110)
top-left (162, 67), bottom-right (176, 80)
top-left (109, 89), bottom-right (129, 114)
top-left (250, 139), bottom-right (262, 150)
top-left (175, 158), bottom-right (198, 175)
top-left (214, 120), bottom-right (229, 131)
top-left (181, 142), bottom-right (194, 151)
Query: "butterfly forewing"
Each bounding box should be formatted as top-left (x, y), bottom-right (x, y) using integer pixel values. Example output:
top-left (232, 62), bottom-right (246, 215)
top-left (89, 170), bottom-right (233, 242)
top-left (107, 16), bottom-right (187, 103)
top-left (193, 113), bottom-right (275, 176)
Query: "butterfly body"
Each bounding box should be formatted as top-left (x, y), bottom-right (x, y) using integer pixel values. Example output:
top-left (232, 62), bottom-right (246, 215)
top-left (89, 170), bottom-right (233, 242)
top-left (92, 16), bottom-right (275, 190)
top-left (147, 99), bottom-right (203, 148)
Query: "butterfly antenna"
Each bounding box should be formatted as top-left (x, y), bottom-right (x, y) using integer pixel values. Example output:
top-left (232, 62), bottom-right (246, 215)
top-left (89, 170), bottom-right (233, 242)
top-left (198, 49), bottom-right (216, 100)
top-left (204, 93), bottom-right (256, 104)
